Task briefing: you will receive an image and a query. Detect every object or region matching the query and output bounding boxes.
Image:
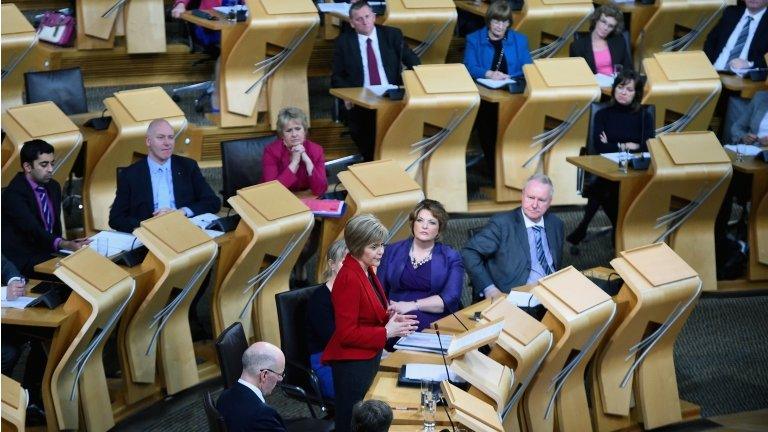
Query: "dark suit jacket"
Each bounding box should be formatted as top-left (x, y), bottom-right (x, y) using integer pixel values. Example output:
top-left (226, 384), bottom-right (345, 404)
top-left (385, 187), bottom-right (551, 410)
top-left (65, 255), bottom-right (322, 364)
top-left (703, 5), bottom-right (768, 69)
top-left (2, 255), bottom-right (22, 285)
top-left (331, 25), bottom-right (420, 88)
top-left (217, 382), bottom-right (287, 432)
top-left (461, 208), bottom-right (564, 297)
top-left (108, 155), bottom-right (221, 233)
top-left (569, 32), bottom-right (633, 74)
top-left (1, 172), bottom-right (62, 275)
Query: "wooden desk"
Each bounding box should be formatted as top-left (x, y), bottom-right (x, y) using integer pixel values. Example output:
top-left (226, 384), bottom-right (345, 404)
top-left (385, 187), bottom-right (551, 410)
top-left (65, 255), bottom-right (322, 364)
top-left (720, 73), bottom-right (768, 99)
top-left (365, 371), bottom-right (451, 425)
top-left (728, 151), bottom-right (768, 282)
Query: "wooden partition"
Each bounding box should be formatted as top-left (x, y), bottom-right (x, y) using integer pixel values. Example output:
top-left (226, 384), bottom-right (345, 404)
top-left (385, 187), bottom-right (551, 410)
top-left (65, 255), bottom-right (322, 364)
top-left (218, 0), bottom-right (318, 128)
top-left (383, 0), bottom-right (457, 64)
top-left (634, 0), bottom-right (726, 63)
top-left (1, 375), bottom-right (28, 431)
top-left (497, 58), bottom-right (600, 205)
top-left (442, 381), bottom-right (505, 432)
top-left (213, 181), bottom-right (314, 345)
top-left (2, 102), bottom-right (83, 188)
top-left (524, 266), bottom-right (615, 432)
top-left (642, 52), bottom-right (721, 135)
top-left (591, 243), bottom-right (702, 431)
top-left (315, 160), bottom-right (424, 280)
top-left (124, 212), bottom-right (218, 395)
top-left (515, 0), bottom-right (593, 59)
top-left (378, 64), bottom-right (479, 212)
top-left (77, 0), bottom-right (165, 52)
top-left (85, 87), bottom-right (186, 233)
top-left (621, 132), bottom-right (731, 291)
top-left (1, 4), bottom-right (39, 113)
top-left (51, 248), bottom-right (134, 431)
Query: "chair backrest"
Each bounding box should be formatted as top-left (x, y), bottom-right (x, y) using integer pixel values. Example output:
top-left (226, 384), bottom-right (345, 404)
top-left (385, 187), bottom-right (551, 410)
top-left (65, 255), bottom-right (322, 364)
top-left (220, 135), bottom-right (275, 204)
top-left (24, 67), bottom-right (87, 115)
top-left (275, 285), bottom-right (322, 391)
top-left (324, 154), bottom-right (364, 187)
top-left (215, 322), bottom-right (248, 389)
top-left (203, 391), bottom-right (227, 432)
top-left (586, 102), bottom-right (656, 154)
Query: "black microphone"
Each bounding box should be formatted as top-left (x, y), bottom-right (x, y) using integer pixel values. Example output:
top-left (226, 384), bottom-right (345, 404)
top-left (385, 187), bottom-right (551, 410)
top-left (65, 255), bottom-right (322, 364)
top-left (439, 299), bottom-right (470, 332)
top-left (433, 323), bottom-right (458, 432)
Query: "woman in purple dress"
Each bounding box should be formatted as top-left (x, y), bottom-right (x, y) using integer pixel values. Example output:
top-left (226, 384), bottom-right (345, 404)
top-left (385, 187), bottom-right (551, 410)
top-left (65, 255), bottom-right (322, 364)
top-left (377, 199), bottom-right (464, 331)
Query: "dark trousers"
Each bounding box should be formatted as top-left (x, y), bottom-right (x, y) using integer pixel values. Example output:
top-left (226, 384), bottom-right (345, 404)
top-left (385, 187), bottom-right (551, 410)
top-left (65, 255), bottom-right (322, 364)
top-left (570, 178), bottom-right (619, 244)
top-left (330, 353), bottom-right (382, 432)
top-left (474, 100), bottom-right (499, 177)
top-left (1, 325), bottom-right (49, 405)
top-left (348, 106), bottom-right (377, 162)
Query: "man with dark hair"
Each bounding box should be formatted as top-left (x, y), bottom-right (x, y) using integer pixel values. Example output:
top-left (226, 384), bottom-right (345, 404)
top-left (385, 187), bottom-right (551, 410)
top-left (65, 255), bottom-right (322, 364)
top-left (109, 118), bottom-right (221, 232)
top-left (331, 0), bottom-right (420, 161)
top-left (351, 400), bottom-right (393, 432)
top-left (1, 139), bottom-right (90, 276)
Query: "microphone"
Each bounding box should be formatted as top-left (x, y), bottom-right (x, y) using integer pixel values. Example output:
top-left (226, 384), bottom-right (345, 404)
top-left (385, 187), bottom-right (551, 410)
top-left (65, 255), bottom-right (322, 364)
top-left (433, 323), bottom-right (458, 432)
top-left (438, 299), bottom-right (470, 332)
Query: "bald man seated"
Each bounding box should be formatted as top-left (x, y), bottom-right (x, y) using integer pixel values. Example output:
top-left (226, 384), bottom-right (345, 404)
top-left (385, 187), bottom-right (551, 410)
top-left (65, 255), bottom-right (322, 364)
top-left (217, 342), bottom-right (288, 432)
top-left (108, 118), bottom-right (220, 233)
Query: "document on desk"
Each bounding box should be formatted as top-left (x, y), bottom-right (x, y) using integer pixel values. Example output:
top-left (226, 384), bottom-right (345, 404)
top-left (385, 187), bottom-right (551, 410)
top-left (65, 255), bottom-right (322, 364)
top-left (190, 213), bottom-right (226, 238)
top-left (725, 144), bottom-right (763, 157)
top-left (394, 332), bottom-right (452, 355)
top-left (366, 84), bottom-right (398, 97)
top-left (61, 231), bottom-right (144, 258)
top-left (600, 151), bottom-right (651, 164)
top-left (507, 290), bottom-right (541, 308)
top-left (2, 295), bottom-right (36, 309)
top-left (404, 363), bottom-right (465, 383)
top-left (476, 78), bottom-right (516, 89)
top-left (595, 73), bottom-right (615, 88)
top-left (447, 320), bottom-right (504, 357)
top-left (317, 2), bottom-right (384, 14)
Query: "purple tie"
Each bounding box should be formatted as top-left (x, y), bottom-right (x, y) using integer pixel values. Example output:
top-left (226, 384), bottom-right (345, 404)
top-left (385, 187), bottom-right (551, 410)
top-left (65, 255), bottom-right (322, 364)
top-left (366, 38), bottom-right (381, 85)
top-left (36, 186), bottom-right (53, 233)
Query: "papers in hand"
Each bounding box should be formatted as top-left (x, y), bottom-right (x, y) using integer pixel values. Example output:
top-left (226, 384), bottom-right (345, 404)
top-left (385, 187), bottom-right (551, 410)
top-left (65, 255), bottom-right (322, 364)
top-left (2, 295), bottom-right (36, 309)
top-left (595, 73), bottom-right (615, 88)
top-left (190, 213), bottom-right (226, 238)
top-left (725, 144), bottom-right (763, 157)
top-left (366, 84), bottom-right (398, 97)
top-left (394, 332), bottom-right (452, 355)
top-left (476, 77), bottom-right (516, 89)
top-left (507, 290), bottom-right (541, 308)
top-left (600, 151), bottom-right (651, 164)
top-left (404, 363), bottom-right (465, 383)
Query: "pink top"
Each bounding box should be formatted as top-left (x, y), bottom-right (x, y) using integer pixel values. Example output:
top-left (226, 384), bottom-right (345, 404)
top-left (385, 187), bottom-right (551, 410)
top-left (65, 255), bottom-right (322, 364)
top-left (261, 138), bottom-right (328, 197)
top-left (594, 48), bottom-right (614, 76)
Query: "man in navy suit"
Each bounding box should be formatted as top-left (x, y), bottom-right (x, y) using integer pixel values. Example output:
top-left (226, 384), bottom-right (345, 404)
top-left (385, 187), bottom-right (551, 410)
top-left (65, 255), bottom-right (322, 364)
top-left (703, 0), bottom-right (767, 71)
top-left (217, 342), bottom-right (287, 432)
top-left (461, 174), bottom-right (564, 300)
top-left (331, 1), bottom-right (420, 161)
top-left (108, 119), bottom-right (220, 233)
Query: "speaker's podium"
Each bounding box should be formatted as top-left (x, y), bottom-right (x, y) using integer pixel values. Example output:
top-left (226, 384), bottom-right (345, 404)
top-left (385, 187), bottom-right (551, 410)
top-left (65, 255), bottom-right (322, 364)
top-left (383, 0), bottom-right (457, 64)
top-left (378, 64), bottom-right (479, 212)
top-left (85, 87), bottom-right (187, 233)
top-left (591, 243), bottom-right (702, 431)
top-left (515, 0), bottom-right (593, 59)
top-left (216, 0), bottom-right (318, 128)
top-left (315, 160), bottom-right (424, 280)
top-left (642, 52), bottom-right (721, 135)
top-left (50, 248), bottom-right (134, 431)
top-left (634, 0), bottom-right (725, 63)
top-left (76, 0), bottom-right (166, 52)
top-left (122, 212), bottom-right (218, 396)
top-left (212, 181), bottom-right (314, 345)
top-left (2, 102), bottom-right (83, 188)
top-left (620, 132), bottom-right (731, 291)
top-left (494, 58), bottom-right (600, 205)
top-left (1, 4), bottom-right (39, 113)
top-left (524, 267), bottom-right (616, 432)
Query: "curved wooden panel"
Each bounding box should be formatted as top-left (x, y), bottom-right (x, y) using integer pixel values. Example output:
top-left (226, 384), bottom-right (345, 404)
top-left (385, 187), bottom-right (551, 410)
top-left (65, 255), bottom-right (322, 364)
top-left (124, 0), bottom-right (166, 54)
top-left (1, 375), bottom-right (28, 431)
top-left (384, 0), bottom-right (457, 64)
top-left (515, 0), bottom-right (593, 59)
top-left (77, 0), bottom-right (118, 49)
top-left (1, 4), bottom-right (39, 113)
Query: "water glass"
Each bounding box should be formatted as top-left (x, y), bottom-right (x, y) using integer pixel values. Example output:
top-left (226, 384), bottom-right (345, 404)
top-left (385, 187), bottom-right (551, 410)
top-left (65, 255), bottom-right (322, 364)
top-left (96, 237), bottom-right (109, 257)
top-left (736, 144), bottom-right (744, 162)
top-left (618, 145), bottom-right (629, 174)
top-left (422, 395), bottom-right (436, 431)
top-left (420, 380), bottom-right (434, 409)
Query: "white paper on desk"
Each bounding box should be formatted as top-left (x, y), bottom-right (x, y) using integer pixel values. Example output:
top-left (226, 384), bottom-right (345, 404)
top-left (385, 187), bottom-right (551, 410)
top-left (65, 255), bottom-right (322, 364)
top-left (190, 213), bottom-right (220, 230)
top-left (725, 144), bottom-right (763, 156)
top-left (317, 3), bottom-right (350, 14)
top-left (600, 151), bottom-right (651, 164)
top-left (595, 73), bottom-right (616, 87)
top-left (507, 290), bottom-right (541, 308)
top-left (394, 332), bottom-right (452, 354)
top-left (476, 77), bottom-right (516, 89)
top-left (204, 229), bottom-right (225, 238)
top-left (404, 363), bottom-right (465, 383)
top-left (447, 321), bottom-right (504, 356)
top-left (2, 295), bottom-right (36, 309)
top-left (365, 84), bottom-right (398, 97)
top-left (61, 230), bottom-right (144, 258)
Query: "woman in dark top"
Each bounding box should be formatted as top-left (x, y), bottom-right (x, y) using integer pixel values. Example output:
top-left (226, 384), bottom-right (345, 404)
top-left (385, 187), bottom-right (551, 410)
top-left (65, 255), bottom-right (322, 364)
top-left (569, 5), bottom-right (633, 75)
top-left (306, 239), bottom-right (347, 399)
top-left (568, 70), bottom-right (654, 247)
top-left (377, 199), bottom-right (464, 332)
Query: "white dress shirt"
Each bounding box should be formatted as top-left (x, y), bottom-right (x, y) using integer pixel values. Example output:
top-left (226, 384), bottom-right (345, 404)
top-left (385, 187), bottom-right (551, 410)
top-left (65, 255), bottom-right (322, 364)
top-left (357, 28), bottom-right (390, 87)
top-left (713, 7), bottom-right (766, 71)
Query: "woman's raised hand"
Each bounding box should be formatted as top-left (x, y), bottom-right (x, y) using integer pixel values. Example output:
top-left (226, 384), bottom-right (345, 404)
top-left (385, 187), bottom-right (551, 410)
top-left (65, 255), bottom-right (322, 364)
top-left (385, 313), bottom-right (419, 338)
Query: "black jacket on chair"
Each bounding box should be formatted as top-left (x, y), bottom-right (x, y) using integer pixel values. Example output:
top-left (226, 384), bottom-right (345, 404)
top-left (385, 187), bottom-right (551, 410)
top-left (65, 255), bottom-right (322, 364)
top-left (1, 172), bottom-right (62, 275)
top-left (108, 155), bottom-right (221, 233)
top-left (703, 5), bottom-right (768, 69)
top-left (217, 382), bottom-right (287, 432)
top-left (331, 25), bottom-right (420, 88)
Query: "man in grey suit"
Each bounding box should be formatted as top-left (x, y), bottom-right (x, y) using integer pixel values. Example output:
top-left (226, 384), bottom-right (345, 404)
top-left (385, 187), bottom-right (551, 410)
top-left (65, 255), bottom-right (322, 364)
top-left (462, 174), bottom-right (564, 300)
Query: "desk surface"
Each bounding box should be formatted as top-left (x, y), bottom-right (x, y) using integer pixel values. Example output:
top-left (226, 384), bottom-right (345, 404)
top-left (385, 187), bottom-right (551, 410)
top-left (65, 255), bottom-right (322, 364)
top-left (566, 155), bottom-right (651, 181)
top-left (329, 87), bottom-right (405, 110)
top-left (1, 281), bottom-right (71, 327)
top-left (720, 73), bottom-right (767, 99)
top-left (728, 150), bottom-right (768, 174)
top-left (180, 10), bottom-right (241, 31)
top-left (366, 371), bottom-right (451, 425)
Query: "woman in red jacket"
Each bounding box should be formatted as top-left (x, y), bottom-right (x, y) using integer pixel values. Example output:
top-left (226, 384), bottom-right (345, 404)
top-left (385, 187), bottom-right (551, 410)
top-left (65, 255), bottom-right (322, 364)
top-left (322, 214), bottom-right (418, 432)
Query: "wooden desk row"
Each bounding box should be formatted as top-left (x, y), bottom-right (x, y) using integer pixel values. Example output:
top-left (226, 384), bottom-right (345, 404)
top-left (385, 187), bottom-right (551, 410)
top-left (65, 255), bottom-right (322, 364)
top-left (369, 243), bottom-right (704, 432)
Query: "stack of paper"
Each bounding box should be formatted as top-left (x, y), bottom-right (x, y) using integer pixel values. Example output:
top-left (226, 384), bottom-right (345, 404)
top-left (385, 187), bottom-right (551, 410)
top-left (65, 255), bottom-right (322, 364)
top-left (600, 151), bottom-right (651, 164)
top-left (476, 78), bottom-right (516, 89)
top-left (61, 231), bottom-right (144, 258)
top-left (190, 213), bottom-right (226, 238)
top-left (301, 198), bottom-right (345, 217)
top-left (1, 294), bottom-right (36, 309)
top-left (404, 363), bottom-right (465, 383)
top-left (394, 332), bottom-right (453, 354)
top-left (725, 144), bottom-right (762, 157)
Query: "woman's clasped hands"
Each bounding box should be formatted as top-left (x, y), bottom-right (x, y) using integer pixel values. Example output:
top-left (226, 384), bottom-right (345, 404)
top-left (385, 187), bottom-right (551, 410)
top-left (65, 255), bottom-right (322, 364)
top-left (385, 311), bottom-right (419, 339)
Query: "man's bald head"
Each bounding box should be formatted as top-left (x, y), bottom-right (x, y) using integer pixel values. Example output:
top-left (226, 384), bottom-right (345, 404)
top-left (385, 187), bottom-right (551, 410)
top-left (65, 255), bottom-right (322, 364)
top-left (241, 342), bottom-right (285, 395)
top-left (145, 118), bottom-right (175, 164)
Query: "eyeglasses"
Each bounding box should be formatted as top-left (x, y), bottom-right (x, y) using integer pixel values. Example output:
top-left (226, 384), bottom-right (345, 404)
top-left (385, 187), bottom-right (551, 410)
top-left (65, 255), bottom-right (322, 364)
top-left (261, 368), bottom-right (285, 379)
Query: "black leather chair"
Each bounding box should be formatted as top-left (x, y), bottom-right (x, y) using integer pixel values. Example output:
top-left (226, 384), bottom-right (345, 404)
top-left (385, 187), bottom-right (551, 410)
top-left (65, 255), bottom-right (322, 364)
top-left (24, 67), bottom-right (87, 115)
top-left (203, 390), bottom-right (227, 432)
top-left (220, 135), bottom-right (275, 206)
top-left (214, 322), bottom-right (248, 389)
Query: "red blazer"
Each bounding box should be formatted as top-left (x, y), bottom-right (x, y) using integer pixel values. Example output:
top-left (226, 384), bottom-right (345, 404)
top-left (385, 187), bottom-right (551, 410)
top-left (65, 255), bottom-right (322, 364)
top-left (261, 138), bottom-right (328, 197)
top-left (322, 254), bottom-right (389, 363)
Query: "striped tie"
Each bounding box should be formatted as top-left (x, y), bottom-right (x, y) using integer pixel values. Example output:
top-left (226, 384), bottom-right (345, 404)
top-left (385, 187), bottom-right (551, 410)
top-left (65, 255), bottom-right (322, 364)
top-left (727, 16), bottom-right (753, 63)
top-left (36, 186), bottom-right (53, 233)
top-left (532, 226), bottom-right (551, 275)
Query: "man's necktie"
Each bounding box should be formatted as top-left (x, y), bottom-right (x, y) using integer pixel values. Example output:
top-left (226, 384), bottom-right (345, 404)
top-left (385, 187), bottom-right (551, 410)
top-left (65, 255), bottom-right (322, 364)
top-left (532, 226), bottom-right (551, 275)
top-left (36, 186), bottom-right (53, 233)
top-left (156, 167), bottom-right (172, 210)
top-left (366, 38), bottom-right (381, 85)
top-left (728, 16), bottom-right (753, 63)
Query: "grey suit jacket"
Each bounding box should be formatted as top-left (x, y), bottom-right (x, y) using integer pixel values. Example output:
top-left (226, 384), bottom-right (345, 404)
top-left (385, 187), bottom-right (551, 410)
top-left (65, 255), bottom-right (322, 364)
top-left (731, 91), bottom-right (768, 143)
top-left (461, 208), bottom-right (564, 297)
